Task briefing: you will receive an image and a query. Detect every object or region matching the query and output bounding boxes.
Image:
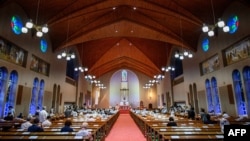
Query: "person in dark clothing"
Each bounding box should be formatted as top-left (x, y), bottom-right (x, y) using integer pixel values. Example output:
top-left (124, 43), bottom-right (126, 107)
top-left (4, 113), bottom-right (14, 121)
top-left (167, 117), bottom-right (177, 126)
top-left (61, 119), bottom-right (74, 132)
top-left (188, 107), bottom-right (195, 120)
top-left (203, 113), bottom-right (217, 124)
top-left (28, 118), bottom-right (44, 132)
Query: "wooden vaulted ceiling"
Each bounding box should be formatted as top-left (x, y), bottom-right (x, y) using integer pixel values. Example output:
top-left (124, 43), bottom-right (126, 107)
top-left (2, 0), bottom-right (246, 78)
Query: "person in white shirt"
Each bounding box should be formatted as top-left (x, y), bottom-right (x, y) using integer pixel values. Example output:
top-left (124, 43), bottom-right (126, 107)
top-left (76, 122), bottom-right (93, 140)
top-left (21, 117), bottom-right (32, 130)
top-left (39, 106), bottom-right (48, 123)
top-left (219, 113), bottom-right (230, 133)
top-left (8, 106), bottom-right (15, 117)
top-left (42, 116), bottom-right (52, 127)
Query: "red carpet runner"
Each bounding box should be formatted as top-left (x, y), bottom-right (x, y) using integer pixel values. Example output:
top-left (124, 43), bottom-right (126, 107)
top-left (105, 114), bottom-right (146, 141)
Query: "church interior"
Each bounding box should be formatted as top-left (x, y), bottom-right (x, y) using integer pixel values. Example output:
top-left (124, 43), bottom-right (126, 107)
top-left (0, 0), bottom-right (250, 140)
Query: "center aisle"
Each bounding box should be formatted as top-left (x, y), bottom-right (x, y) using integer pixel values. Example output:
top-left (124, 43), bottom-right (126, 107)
top-left (105, 113), bottom-right (146, 141)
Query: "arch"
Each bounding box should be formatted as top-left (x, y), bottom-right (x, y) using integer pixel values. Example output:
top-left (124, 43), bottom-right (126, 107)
top-left (0, 67), bottom-right (8, 118)
top-left (242, 66), bottom-right (250, 116)
top-left (232, 69), bottom-right (247, 115)
top-left (205, 79), bottom-right (213, 112)
top-left (110, 69), bottom-right (139, 108)
top-left (29, 77), bottom-right (39, 115)
top-left (4, 70), bottom-right (18, 117)
top-left (211, 77), bottom-right (221, 114)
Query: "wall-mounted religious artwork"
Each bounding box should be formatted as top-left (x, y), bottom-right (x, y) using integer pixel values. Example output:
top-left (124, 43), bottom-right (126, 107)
top-left (0, 37), bottom-right (27, 67)
top-left (223, 36), bottom-right (250, 66)
top-left (200, 54), bottom-right (220, 75)
top-left (30, 54), bottom-right (50, 76)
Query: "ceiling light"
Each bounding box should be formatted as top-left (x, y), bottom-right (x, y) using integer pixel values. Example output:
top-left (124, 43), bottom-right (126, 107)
top-left (201, 0), bottom-right (229, 37)
top-left (21, 0), bottom-right (49, 37)
top-left (57, 51), bottom-right (75, 61)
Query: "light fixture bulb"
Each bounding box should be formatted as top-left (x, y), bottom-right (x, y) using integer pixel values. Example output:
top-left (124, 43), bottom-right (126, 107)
top-left (70, 53), bottom-right (75, 59)
top-left (223, 26), bottom-right (230, 32)
top-left (179, 55), bottom-right (184, 60)
top-left (202, 24), bottom-right (209, 32)
top-left (36, 31), bottom-right (43, 37)
top-left (25, 20), bottom-right (33, 28)
top-left (171, 67), bottom-right (175, 71)
top-left (66, 56), bottom-right (70, 60)
top-left (174, 52), bottom-right (179, 58)
top-left (74, 68), bottom-right (78, 71)
top-left (183, 51), bottom-right (189, 56)
top-left (62, 52), bottom-right (66, 57)
top-left (161, 67), bottom-right (165, 71)
top-left (41, 25), bottom-right (49, 33)
top-left (208, 30), bottom-right (214, 37)
top-left (217, 19), bottom-right (225, 28)
top-left (57, 54), bottom-right (62, 59)
top-left (21, 27), bottom-right (28, 33)
top-left (188, 53), bottom-right (193, 58)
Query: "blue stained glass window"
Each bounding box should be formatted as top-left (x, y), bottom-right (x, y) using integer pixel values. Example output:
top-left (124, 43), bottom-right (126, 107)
top-left (232, 70), bottom-right (247, 115)
top-left (40, 38), bottom-right (48, 53)
top-left (205, 79), bottom-right (213, 112)
top-left (202, 38), bottom-right (209, 52)
top-left (211, 77), bottom-right (221, 114)
top-left (30, 78), bottom-right (39, 115)
top-left (243, 66), bottom-right (250, 116)
top-left (227, 15), bottom-right (239, 34)
top-left (11, 15), bottom-right (23, 35)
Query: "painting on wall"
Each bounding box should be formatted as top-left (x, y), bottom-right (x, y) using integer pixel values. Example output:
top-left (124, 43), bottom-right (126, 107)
top-left (0, 38), bottom-right (27, 67)
top-left (30, 54), bottom-right (50, 76)
top-left (200, 54), bottom-right (220, 75)
top-left (223, 36), bottom-right (250, 66)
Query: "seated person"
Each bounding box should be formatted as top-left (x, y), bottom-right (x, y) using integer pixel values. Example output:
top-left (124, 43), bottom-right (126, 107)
top-left (21, 117), bottom-right (32, 129)
top-left (61, 119), bottom-right (74, 132)
top-left (188, 107), bottom-right (195, 120)
top-left (17, 113), bottom-right (24, 119)
top-left (42, 115), bottom-right (52, 127)
top-left (76, 122), bottom-right (93, 140)
top-left (28, 118), bottom-right (44, 132)
top-left (4, 113), bottom-right (14, 121)
top-left (203, 114), bottom-right (217, 124)
top-left (167, 117), bottom-right (177, 126)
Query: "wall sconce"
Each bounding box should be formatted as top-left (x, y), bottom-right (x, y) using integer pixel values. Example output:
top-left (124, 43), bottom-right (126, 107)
top-left (74, 66), bottom-right (88, 72)
top-left (57, 51), bottom-right (75, 61)
top-left (162, 66), bottom-right (175, 72)
top-left (202, 19), bottom-right (229, 37)
top-left (21, 20), bottom-right (49, 37)
top-left (174, 50), bottom-right (193, 60)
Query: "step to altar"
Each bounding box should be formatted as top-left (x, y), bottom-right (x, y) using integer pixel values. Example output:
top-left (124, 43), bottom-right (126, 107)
top-left (119, 109), bottom-right (130, 114)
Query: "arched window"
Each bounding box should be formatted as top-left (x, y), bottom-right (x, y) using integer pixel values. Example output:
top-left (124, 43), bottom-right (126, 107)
top-left (232, 70), bottom-right (247, 115)
top-left (29, 77), bottom-right (39, 115)
top-left (4, 70), bottom-right (18, 117)
top-left (242, 66), bottom-right (250, 116)
top-left (0, 67), bottom-right (8, 118)
top-left (211, 77), bottom-right (221, 114)
top-left (37, 79), bottom-right (45, 110)
top-left (205, 79), bottom-right (213, 112)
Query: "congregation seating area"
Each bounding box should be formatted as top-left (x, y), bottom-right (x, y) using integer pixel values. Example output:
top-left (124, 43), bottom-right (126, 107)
top-left (130, 111), bottom-right (224, 141)
top-left (0, 111), bottom-right (119, 141)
